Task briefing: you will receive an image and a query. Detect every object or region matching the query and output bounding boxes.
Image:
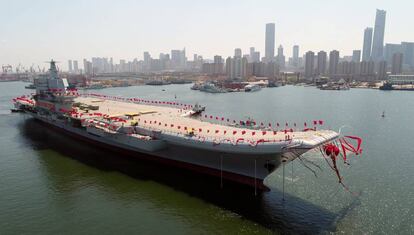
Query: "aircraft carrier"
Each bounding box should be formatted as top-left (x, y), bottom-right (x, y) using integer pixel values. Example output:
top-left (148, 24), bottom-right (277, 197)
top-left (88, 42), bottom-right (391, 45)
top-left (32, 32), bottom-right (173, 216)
top-left (12, 61), bottom-right (340, 191)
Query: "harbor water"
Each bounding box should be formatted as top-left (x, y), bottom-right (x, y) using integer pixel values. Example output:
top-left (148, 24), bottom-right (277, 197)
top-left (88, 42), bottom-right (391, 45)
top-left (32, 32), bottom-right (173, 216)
top-left (0, 81), bottom-right (413, 234)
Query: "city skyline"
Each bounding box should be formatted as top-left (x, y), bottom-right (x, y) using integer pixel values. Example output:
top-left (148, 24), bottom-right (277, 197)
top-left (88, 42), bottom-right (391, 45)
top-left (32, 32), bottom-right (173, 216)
top-left (1, 0), bottom-right (414, 69)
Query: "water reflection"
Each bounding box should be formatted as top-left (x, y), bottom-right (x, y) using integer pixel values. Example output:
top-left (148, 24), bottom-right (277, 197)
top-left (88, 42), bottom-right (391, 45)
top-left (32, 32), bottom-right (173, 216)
top-left (19, 118), bottom-right (348, 234)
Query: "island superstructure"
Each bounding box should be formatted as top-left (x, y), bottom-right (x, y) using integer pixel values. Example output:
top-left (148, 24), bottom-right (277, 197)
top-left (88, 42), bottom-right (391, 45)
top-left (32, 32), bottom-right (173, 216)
top-left (13, 61), bottom-right (340, 191)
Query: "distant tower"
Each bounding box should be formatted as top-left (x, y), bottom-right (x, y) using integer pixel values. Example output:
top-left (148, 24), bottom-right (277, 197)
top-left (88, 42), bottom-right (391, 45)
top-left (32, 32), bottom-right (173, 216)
top-left (329, 50), bottom-right (340, 75)
top-left (68, 60), bottom-right (73, 72)
top-left (73, 60), bottom-right (79, 73)
top-left (371, 9), bottom-right (387, 61)
top-left (391, 53), bottom-right (403, 75)
top-left (277, 45), bottom-right (285, 68)
top-left (362, 27), bottom-right (373, 61)
top-left (317, 51), bottom-right (327, 75)
top-left (352, 50), bottom-right (361, 62)
top-left (292, 45), bottom-right (299, 67)
top-left (377, 60), bottom-right (387, 79)
top-left (265, 23), bottom-right (275, 62)
top-left (234, 48), bottom-right (242, 58)
top-left (304, 51), bottom-right (315, 78)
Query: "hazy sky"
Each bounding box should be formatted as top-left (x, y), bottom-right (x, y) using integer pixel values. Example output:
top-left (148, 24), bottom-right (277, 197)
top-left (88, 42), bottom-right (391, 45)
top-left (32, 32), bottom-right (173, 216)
top-left (1, 0), bottom-right (413, 69)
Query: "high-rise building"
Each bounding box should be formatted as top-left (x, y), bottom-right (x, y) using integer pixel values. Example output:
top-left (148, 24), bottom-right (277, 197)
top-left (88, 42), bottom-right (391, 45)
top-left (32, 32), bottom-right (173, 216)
top-left (362, 27), bottom-right (373, 61)
top-left (292, 45), bottom-right (299, 67)
top-left (371, 9), bottom-right (387, 61)
top-left (360, 61), bottom-right (375, 76)
top-left (143, 51), bottom-right (151, 70)
top-left (384, 43), bottom-right (402, 64)
top-left (171, 49), bottom-right (186, 69)
top-left (68, 60), bottom-right (73, 72)
top-left (73, 60), bottom-right (79, 73)
top-left (391, 53), bottom-right (403, 75)
top-left (249, 47), bottom-right (255, 62)
top-left (277, 45), bottom-right (285, 68)
top-left (304, 51), bottom-right (315, 78)
top-left (377, 61), bottom-right (387, 79)
top-left (352, 50), bottom-right (361, 62)
top-left (317, 51), bottom-right (327, 75)
top-left (83, 59), bottom-right (92, 75)
top-left (401, 42), bottom-right (414, 68)
top-left (247, 47), bottom-right (260, 62)
top-left (234, 48), bottom-right (242, 58)
top-left (265, 23), bottom-right (275, 62)
top-left (329, 50), bottom-right (340, 75)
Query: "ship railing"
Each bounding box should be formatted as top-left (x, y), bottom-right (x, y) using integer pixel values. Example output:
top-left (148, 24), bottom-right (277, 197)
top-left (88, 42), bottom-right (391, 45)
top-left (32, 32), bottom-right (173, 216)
top-left (137, 124), bottom-right (292, 146)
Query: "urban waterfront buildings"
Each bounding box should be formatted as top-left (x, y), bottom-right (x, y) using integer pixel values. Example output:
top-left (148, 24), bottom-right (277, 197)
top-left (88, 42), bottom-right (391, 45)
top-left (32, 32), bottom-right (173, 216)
top-left (62, 15), bottom-right (413, 81)
top-left (352, 50), bottom-right (361, 62)
top-left (292, 45), bottom-right (299, 67)
top-left (371, 9), bottom-right (387, 62)
top-left (329, 50), bottom-right (340, 75)
top-left (362, 27), bottom-right (373, 61)
top-left (277, 45), bottom-right (285, 69)
top-left (304, 51), bottom-right (315, 78)
top-left (392, 53), bottom-right (403, 75)
top-left (265, 23), bottom-right (275, 62)
top-left (68, 60), bottom-right (73, 73)
top-left (317, 51), bottom-right (327, 75)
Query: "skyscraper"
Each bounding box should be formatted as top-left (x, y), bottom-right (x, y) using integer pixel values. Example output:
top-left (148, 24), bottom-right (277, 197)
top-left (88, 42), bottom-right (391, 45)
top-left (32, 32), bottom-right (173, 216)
top-left (249, 47), bottom-right (255, 62)
top-left (265, 23), bottom-right (275, 62)
top-left (317, 51), bottom-right (327, 75)
top-left (362, 27), bottom-right (373, 61)
top-left (352, 50), bottom-right (361, 62)
top-left (391, 53), bottom-right (403, 75)
top-left (384, 43), bottom-right (402, 64)
top-left (304, 51), bottom-right (315, 78)
top-left (68, 60), bottom-right (73, 72)
top-left (329, 50), bottom-right (340, 75)
top-left (377, 60), bottom-right (387, 80)
top-left (73, 60), bottom-right (78, 73)
top-left (234, 48), bottom-right (242, 58)
top-left (371, 9), bottom-right (387, 61)
top-left (277, 45), bottom-right (285, 68)
top-left (401, 42), bottom-right (414, 68)
top-left (292, 45), bottom-right (299, 67)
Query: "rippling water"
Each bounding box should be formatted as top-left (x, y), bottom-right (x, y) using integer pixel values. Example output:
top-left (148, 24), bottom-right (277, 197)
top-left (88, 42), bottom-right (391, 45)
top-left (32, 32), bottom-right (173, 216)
top-left (0, 81), bottom-right (413, 234)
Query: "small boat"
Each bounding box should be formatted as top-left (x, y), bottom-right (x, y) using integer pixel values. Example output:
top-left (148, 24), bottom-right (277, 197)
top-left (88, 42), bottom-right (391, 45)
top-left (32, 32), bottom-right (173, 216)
top-left (244, 84), bottom-right (261, 92)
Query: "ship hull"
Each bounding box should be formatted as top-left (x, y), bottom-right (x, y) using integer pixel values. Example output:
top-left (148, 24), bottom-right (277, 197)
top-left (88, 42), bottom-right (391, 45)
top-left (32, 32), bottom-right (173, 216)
top-left (27, 113), bottom-right (288, 191)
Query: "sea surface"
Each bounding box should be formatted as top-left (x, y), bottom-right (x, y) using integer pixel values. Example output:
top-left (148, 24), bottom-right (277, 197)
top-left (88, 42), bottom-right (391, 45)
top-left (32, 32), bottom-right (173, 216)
top-left (0, 81), bottom-right (413, 234)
